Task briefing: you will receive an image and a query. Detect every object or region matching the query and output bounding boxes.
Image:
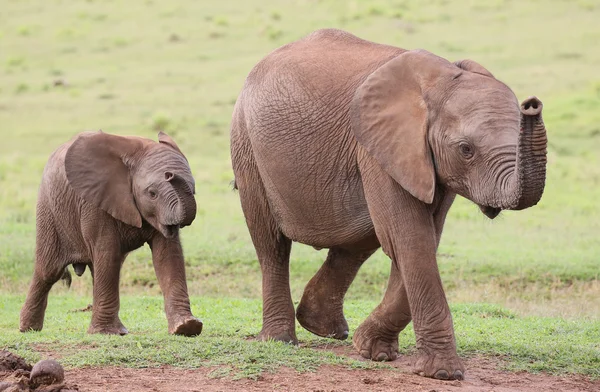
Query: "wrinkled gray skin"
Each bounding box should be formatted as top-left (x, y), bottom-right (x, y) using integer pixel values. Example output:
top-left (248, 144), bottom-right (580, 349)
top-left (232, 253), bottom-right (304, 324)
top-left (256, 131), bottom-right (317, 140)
top-left (230, 29), bottom-right (547, 380)
top-left (20, 131), bottom-right (203, 337)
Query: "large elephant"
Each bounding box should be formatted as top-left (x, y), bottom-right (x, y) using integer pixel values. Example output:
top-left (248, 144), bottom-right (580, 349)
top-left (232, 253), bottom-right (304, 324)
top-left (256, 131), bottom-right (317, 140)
top-left (230, 29), bottom-right (547, 380)
top-left (20, 131), bottom-right (203, 337)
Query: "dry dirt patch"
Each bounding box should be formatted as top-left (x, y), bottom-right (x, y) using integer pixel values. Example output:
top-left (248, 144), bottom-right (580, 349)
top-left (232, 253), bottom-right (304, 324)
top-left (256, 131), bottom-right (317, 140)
top-left (65, 356), bottom-right (600, 392)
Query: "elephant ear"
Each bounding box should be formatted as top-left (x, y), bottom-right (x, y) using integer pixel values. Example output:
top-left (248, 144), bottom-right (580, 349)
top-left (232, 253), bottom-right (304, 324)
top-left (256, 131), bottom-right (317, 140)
top-left (65, 131), bottom-right (144, 228)
top-left (158, 131), bottom-right (185, 157)
top-left (454, 59), bottom-right (494, 77)
top-left (351, 50), bottom-right (458, 204)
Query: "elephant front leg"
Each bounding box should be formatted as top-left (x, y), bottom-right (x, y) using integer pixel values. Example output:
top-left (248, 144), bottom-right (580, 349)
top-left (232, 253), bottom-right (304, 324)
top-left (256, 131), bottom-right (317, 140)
top-left (150, 234), bottom-right (202, 337)
top-left (360, 160), bottom-right (464, 380)
top-left (88, 252), bottom-right (128, 335)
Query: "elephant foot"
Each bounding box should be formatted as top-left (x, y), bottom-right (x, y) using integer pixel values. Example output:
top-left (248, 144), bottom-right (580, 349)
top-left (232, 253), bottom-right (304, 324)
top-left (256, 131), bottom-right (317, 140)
top-left (413, 347), bottom-right (465, 381)
top-left (169, 316), bottom-right (203, 337)
top-left (352, 316), bottom-right (400, 362)
top-left (19, 316), bottom-right (43, 333)
top-left (19, 308), bottom-right (45, 332)
top-left (296, 300), bottom-right (348, 340)
top-left (258, 326), bottom-right (298, 345)
top-left (88, 320), bottom-right (128, 335)
top-left (19, 322), bottom-right (42, 333)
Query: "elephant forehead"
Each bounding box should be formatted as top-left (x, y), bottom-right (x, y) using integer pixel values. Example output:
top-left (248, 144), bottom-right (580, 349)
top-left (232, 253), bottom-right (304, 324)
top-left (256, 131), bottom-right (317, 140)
top-left (443, 89), bottom-right (519, 133)
top-left (138, 149), bottom-right (194, 182)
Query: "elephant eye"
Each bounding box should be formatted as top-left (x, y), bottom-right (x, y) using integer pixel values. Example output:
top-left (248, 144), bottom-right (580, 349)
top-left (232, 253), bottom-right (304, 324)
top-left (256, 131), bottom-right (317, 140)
top-left (148, 189), bottom-right (158, 199)
top-left (459, 142), bottom-right (474, 159)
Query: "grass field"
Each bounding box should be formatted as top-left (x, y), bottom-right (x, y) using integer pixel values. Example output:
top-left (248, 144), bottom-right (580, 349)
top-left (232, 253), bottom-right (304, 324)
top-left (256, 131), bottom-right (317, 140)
top-left (1, 0), bottom-right (600, 382)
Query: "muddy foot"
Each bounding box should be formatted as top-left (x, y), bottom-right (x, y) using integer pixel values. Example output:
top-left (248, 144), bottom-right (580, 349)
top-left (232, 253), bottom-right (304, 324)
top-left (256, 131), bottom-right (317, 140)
top-left (413, 348), bottom-right (465, 380)
top-left (170, 316), bottom-right (203, 337)
top-left (296, 298), bottom-right (348, 340)
top-left (352, 317), bottom-right (400, 362)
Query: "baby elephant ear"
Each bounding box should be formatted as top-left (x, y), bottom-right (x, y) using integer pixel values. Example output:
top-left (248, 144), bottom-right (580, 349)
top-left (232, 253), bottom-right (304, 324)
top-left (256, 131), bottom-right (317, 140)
top-left (65, 131), bottom-right (144, 228)
top-left (158, 131), bottom-right (184, 156)
top-left (454, 59), bottom-right (494, 77)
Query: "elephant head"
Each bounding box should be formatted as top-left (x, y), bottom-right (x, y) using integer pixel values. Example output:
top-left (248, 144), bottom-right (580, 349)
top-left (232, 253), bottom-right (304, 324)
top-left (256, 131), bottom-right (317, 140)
top-left (351, 50), bottom-right (547, 218)
top-left (65, 131), bottom-right (197, 237)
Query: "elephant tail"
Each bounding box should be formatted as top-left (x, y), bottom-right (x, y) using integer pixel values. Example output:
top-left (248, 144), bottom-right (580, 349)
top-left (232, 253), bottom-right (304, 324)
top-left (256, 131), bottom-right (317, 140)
top-left (60, 267), bottom-right (72, 288)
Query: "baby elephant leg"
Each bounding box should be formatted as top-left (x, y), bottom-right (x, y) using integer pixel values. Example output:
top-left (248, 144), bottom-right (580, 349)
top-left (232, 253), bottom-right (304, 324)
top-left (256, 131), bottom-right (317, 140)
top-left (296, 247), bottom-right (376, 340)
top-left (20, 264), bottom-right (66, 332)
top-left (150, 234), bottom-right (202, 337)
top-left (88, 251), bottom-right (128, 335)
top-left (20, 223), bottom-right (66, 332)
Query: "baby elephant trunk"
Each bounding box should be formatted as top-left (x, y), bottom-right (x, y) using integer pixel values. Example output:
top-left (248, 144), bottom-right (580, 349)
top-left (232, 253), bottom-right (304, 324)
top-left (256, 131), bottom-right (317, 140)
top-left (165, 174), bottom-right (197, 228)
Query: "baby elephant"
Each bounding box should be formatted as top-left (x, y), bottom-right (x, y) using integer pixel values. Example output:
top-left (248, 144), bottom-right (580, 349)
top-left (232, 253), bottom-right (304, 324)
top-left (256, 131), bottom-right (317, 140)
top-left (20, 130), bottom-right (203, 336)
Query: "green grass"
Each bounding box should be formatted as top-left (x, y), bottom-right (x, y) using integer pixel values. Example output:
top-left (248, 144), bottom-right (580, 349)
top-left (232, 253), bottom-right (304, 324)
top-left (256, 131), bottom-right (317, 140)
top-left (1, 296), bottom-right (599, 378)
top-left (1, 0), bottom-right (600, 380)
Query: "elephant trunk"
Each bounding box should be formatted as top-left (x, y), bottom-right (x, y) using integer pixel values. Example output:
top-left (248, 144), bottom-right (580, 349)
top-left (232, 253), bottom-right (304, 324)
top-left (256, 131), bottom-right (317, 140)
top-left (503, 96), bottom-right (548, 210)
top-left (171, 175), bottom-right (197, 227)
top-left (162, 174), bottom-right (197, 228)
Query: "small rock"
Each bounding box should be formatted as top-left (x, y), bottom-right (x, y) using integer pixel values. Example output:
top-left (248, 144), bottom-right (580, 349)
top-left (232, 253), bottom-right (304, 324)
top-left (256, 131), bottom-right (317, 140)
top-left (30, 359), bottom-right (64, 386)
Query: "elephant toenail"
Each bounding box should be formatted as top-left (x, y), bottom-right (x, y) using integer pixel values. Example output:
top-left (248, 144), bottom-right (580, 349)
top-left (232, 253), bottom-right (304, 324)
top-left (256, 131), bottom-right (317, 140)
top-left (434, 369), bottom-right (450, 380)
top-left (359, 350), bottom-right (371, 359)
top-left (375, 352), bottom-right (389, 362)
top-left (453, 370), bottom-right (464, 380)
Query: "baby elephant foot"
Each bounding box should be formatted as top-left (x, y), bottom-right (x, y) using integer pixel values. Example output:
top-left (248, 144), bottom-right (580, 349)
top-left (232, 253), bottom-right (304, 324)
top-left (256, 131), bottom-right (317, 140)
top-left (413, 348), bottom-right (465, 381)
top-left (352, 317), bottom-right (399, 362)
top-left (169, 316), bottom-right (203, 337)
top-left (296, 298), bottom-right (348, 340)
top-left (88, 320), bottom-right (128, 335)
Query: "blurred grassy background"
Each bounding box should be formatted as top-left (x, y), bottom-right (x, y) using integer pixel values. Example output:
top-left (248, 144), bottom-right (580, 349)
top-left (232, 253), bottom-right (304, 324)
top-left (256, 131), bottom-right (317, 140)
top-left (1, 0), bottom-right (599, 321)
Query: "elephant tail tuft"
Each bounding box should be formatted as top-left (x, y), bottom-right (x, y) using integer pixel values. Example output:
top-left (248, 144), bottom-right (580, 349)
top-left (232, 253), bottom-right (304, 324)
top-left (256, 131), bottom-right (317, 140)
top-left (231, 179), bottom-right (238, 191)
top-left (60, 267), bottom-right (72, 288)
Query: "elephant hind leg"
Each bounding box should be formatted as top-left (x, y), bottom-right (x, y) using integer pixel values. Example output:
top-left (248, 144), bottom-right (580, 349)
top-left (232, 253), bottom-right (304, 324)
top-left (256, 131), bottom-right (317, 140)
top-left (239, 177), bottom-right (295, 344)
top-left (352, 263), bottom-right (411, 362)
top-left (296, 247), bottom-right (376, 340)
top-left (20, 223), bottom-right (66, 332)
top-left (232, 121), bottom-right (296, 344)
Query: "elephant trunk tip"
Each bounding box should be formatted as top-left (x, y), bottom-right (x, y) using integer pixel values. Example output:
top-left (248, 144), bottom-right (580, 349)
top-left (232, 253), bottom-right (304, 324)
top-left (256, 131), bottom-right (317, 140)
top-left (520, 96), bottom-right (542, 116)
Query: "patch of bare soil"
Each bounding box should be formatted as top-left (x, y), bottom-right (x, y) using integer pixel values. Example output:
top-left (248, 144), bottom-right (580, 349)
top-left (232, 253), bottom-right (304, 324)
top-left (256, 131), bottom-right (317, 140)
top-left (65, 354), bottom-right (600, 392)
top-left (0, 351), bottom-right (78, 392)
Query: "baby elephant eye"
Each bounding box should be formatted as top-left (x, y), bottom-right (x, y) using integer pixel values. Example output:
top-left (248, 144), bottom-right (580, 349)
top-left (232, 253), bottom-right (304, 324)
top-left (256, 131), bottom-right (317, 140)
top-left (459, 142), bottom-right (474, 159)
top-left (148, 189), bottom-right (158, 199)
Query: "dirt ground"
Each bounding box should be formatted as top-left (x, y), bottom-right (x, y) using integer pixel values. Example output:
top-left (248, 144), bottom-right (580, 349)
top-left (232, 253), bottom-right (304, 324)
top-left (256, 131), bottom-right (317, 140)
top-left (64, 353), bottom-right (600, 392)
top-left (5, 347), bottom-right (600, 392)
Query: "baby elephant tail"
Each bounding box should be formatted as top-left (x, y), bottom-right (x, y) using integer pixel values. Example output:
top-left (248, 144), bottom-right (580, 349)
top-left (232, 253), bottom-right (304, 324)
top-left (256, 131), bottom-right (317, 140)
top-left (60, 267), bottom-right (72, 288)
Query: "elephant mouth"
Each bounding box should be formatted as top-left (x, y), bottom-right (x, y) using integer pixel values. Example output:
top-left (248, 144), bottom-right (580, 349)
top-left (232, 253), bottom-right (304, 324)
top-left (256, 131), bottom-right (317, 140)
top-left (478, 205), bottom-right (502, 220)
top-left (160, 224), bottom-right (181, 238)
